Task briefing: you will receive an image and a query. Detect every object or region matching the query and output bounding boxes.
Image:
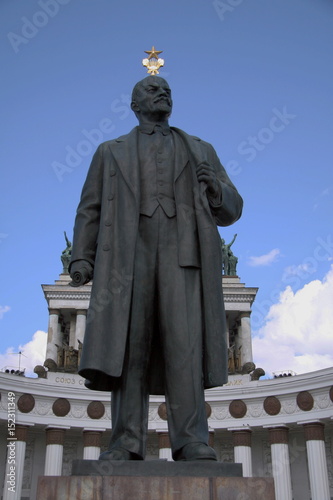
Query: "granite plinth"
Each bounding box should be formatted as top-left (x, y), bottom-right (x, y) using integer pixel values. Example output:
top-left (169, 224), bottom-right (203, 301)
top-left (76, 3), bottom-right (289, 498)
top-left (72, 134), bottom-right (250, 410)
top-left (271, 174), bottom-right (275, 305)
top-left (71, 459), bottom-right (243, 477)
top-left (37, 475), bottom-right (276, 500)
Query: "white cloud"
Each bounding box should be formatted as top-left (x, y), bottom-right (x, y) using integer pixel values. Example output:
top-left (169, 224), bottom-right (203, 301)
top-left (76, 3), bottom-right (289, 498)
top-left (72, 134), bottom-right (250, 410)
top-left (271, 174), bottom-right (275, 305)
top-left (0, 305), bottom-right (10, 319)
top-left (248, 248), bottom-right (281, 267)
top-left (0, 331), bottom-right (47, 377)
top-left (252, 265), bottom-right (333, 375)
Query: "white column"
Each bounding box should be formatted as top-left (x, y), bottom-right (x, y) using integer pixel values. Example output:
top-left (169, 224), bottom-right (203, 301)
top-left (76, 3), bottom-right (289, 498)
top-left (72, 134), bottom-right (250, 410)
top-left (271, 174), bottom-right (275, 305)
top-left (46, 309), bottom-right (61, 363)
top-left (44, 427), bottom-right (67, 476)
top-left (267, 426), bottom-right (292, 500)
top-left (238, 312), bottom-right (253, 365)
top-left (83, 429), bottom-right (103, 460)
top-left (303, 421), bottom-right (330, 500)
top-left (75, 310), bottom-right (87, 346)
top-left (158, 432), bottom-right (172, 461)
top-left (230, 427), bottom-right (252, 477)
top-left (3, 425), bottom-right (28, 500)
top-left (69, 313), bottom-right (76, 347)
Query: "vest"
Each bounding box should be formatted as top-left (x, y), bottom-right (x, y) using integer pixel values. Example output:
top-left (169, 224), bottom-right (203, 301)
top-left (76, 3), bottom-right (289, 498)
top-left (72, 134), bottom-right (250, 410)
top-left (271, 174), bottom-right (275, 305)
top-left (139, 126), bottom-right (176, 218)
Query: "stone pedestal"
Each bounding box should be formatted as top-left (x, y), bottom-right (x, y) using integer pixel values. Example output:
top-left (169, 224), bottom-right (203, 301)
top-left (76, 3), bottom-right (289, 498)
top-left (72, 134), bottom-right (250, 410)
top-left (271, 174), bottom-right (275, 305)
top-left (37, 475), bottom-right (275, 499)
top-left (71, 459), bottom-right (243, 477)
top-left (37, 460), bottom-right (275, 499)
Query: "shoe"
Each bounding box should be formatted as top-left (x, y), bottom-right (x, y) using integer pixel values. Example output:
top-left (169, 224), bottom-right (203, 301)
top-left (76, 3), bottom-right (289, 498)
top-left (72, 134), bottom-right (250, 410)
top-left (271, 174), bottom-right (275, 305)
top-left (99, 448), bottom-right (142, 461)
top-left (174, 443), bottom-right (217, 461)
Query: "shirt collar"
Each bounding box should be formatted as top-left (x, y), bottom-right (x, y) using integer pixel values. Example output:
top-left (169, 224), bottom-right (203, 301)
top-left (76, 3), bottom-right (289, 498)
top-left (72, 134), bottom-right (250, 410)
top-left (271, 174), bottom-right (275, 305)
top-left (139, 123), bottom-right (171, 135)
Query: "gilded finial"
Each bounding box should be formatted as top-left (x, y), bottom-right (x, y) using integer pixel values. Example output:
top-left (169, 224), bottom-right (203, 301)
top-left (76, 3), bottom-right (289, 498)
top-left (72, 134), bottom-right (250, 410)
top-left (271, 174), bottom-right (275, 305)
top-left (142, 46), bottom-right (164, 75)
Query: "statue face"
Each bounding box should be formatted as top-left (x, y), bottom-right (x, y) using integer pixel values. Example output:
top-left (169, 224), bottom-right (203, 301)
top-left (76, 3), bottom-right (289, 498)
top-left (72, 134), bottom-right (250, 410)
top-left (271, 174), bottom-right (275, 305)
top-left (131, 76), bottom-right (172, 121)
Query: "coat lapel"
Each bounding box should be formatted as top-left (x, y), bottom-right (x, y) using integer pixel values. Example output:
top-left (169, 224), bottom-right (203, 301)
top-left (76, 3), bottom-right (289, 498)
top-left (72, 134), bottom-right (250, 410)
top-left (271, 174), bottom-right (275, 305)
top-left (172, 127), bottom-right (207, 185)
top-left (173, 127), bottom-right (210, 211)
top-left (172, 129), bottom-right (190, 182)
top-left (108, 127), bottom-right (140, 202)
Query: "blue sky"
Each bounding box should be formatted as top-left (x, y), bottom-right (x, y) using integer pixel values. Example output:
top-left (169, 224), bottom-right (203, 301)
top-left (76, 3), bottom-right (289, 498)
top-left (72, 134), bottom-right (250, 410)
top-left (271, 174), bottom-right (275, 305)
top-left (1, 0), bottom-right (332, 376)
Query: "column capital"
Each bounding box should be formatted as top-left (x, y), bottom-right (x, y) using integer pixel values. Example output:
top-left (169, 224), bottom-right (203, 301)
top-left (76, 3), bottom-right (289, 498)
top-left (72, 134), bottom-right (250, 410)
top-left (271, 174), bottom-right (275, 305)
top-left (158, 432), bottom-right (170, 449)
top-left (45, 426), bottom-right (69, 446)
top-left (77, 309), bottom-right (87, 316)
top-left (48, 308), bottom-right (60, 316)
top-left (83, 430), bottom-right (102, 448)
top-left (231, 429), bottom-right (252, 447)
top-left (239, 311), bottom-right (251, 319)
top-left (267, 426), bottom-right (289, 445)
top-left (303, 421), bottom-right (325, 441)
top-left (14, 425), bottom-right (29, 442)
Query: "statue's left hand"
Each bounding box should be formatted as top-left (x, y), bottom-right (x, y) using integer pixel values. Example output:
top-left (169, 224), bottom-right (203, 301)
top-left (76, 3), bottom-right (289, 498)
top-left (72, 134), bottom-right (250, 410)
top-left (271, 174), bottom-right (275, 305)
top-left (196, 162), bottom-right (221, 197)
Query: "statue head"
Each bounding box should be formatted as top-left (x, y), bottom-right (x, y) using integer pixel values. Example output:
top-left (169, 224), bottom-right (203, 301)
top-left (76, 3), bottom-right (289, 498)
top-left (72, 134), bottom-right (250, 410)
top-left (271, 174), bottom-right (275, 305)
top-left (131, 76), bottom-right (172, 123)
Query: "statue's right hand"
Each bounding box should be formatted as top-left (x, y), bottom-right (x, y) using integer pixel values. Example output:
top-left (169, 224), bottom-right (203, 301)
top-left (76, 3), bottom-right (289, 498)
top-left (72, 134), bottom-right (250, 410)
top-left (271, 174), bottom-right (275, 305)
top-left (69, 261), bottom-right (93, 287)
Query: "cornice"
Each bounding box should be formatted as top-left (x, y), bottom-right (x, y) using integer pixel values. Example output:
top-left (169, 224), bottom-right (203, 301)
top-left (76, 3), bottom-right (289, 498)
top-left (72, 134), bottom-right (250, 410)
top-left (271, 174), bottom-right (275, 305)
top-left (0, 368), bottom-right (332, 431)
top-left (44, 291), bottom-right (91, 300)
top-left (223, 293), bottom-right (257, 304)
top-left (41, 283), bottom-right (258, 305)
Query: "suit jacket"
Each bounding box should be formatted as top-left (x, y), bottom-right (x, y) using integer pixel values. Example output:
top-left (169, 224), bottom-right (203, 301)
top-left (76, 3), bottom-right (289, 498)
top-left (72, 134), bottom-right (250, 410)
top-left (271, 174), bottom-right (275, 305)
top-left (70, 126), bottom-right (243, 393)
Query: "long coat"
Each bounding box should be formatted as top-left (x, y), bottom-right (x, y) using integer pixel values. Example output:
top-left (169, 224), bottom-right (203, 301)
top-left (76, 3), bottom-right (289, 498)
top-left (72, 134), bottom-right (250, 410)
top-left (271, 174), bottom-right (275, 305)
top-left (70, 126), bottom-right (243, 393)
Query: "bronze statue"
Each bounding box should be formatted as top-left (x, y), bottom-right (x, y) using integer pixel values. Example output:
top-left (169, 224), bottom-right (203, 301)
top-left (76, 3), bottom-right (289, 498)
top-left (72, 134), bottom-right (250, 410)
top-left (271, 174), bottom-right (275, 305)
top-left (69, 75), bottom-right (243, 461)
top-left (61, 231), bottom-right (72, 274)
top-left (221, 234), bottom-right (238, 275)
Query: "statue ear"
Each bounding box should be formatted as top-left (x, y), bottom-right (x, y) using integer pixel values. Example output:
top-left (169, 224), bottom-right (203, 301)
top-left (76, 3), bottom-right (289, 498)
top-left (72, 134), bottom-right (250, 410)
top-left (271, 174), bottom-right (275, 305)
top-left (131, 101), bottom-right (140, 113)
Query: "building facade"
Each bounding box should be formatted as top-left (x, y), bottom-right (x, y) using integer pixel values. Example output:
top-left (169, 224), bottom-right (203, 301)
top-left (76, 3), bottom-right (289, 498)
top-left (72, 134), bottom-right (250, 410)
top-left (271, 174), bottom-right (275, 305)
top-left (0, 273), bottom-right (332, 500)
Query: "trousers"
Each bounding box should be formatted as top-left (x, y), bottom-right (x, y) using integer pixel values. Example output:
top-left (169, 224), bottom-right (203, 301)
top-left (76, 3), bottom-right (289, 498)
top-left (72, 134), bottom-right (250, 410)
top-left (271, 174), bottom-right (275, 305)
top-left (109, 207), bottom-right (209, 459)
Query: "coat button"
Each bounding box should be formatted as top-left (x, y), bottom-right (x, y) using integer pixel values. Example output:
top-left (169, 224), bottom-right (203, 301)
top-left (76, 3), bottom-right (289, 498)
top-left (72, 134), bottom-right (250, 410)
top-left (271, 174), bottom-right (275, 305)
top-left (108, 194), bottom-right (114, 200)
top-left (103, 244), bottom-right (110, 251)
top-left (110, 169), bottom-right (116, 176)
top-left (105, 220), bottom-right (112, 226)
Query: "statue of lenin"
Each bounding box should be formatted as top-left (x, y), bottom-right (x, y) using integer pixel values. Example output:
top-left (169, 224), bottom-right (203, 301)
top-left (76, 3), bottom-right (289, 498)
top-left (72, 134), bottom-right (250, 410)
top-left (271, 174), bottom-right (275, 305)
top-left (69, 74), bottom-right (243, 461)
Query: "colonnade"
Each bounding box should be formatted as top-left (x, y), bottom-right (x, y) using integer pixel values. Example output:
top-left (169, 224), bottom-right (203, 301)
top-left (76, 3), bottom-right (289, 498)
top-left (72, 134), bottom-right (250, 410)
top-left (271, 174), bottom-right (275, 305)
top-left (46, 308), bottom-right (87, 363)
top-left (2, 421), bottom-right (331, 500)
top-left (46, 310), bottom-right (254, 371)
